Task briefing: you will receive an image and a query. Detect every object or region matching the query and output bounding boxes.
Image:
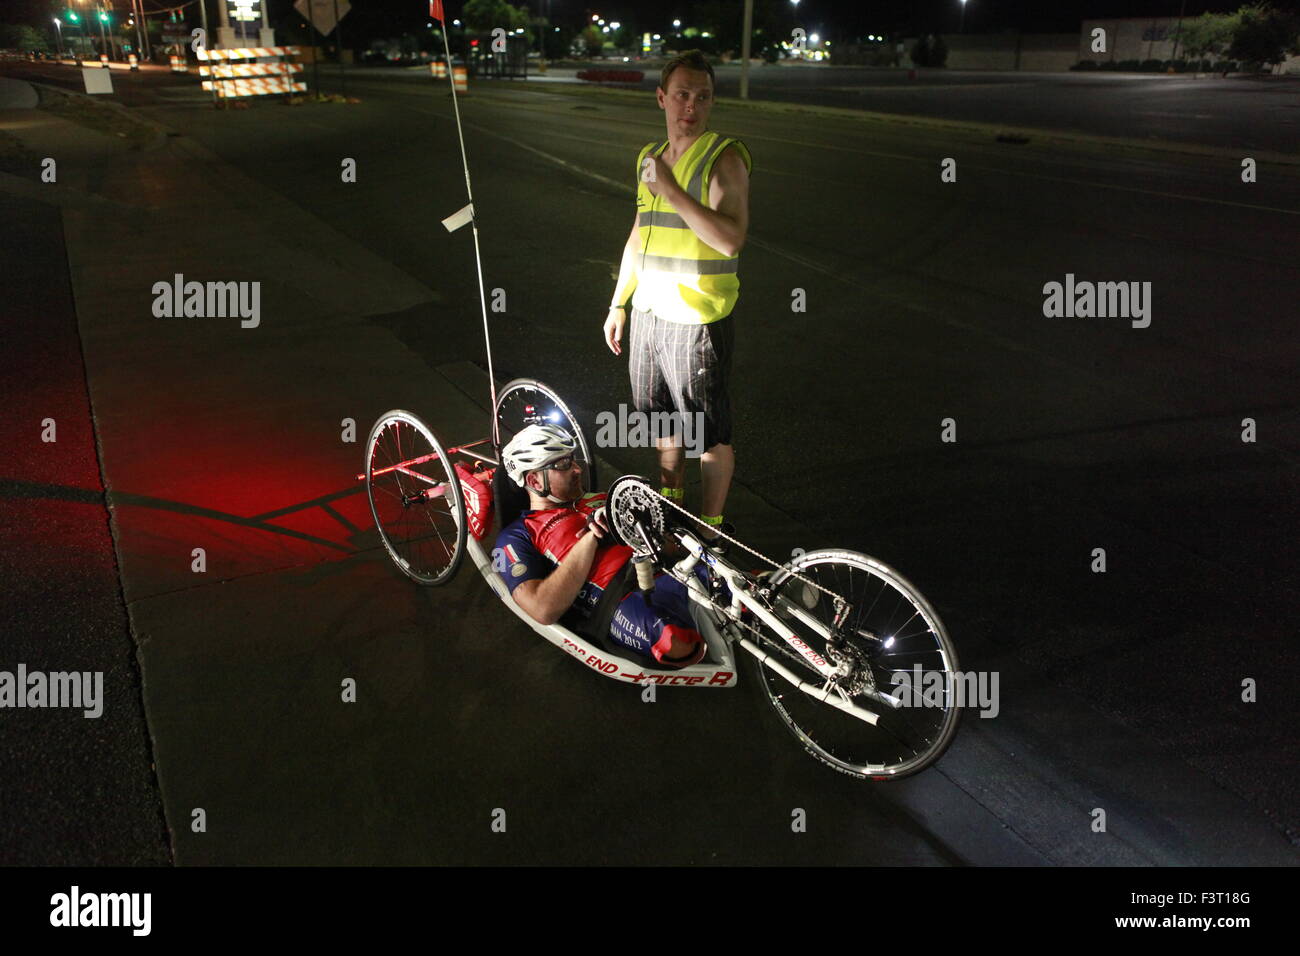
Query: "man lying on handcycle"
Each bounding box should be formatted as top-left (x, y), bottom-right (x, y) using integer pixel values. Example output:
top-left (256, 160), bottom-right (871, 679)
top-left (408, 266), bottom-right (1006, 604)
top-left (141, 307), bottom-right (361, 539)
top-left (495, 424), bottom-right (709, 669)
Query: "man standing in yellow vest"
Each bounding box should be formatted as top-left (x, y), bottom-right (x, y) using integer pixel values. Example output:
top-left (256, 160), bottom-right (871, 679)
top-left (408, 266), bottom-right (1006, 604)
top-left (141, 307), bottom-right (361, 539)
top-left (602, 51), bottom-right (752, 543)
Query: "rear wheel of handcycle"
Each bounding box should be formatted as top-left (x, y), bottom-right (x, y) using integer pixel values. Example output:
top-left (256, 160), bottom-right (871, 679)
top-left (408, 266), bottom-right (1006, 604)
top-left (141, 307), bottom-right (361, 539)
top-left (750, 549), bottom-right (961, 780)
top-left (365, 409), bottom-right (466, 586)
top-left (493, 378), bottom-right (597, 492)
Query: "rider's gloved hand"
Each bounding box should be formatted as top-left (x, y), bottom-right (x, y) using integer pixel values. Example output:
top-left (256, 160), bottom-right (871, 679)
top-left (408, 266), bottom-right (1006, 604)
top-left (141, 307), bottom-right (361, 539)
top-left (582, 507), bottom-right (609, 540)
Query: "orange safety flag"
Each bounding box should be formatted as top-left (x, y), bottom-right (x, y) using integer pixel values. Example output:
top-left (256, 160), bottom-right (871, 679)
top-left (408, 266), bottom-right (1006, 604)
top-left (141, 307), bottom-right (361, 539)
top-left (429, 0), bottom-right (444, 22)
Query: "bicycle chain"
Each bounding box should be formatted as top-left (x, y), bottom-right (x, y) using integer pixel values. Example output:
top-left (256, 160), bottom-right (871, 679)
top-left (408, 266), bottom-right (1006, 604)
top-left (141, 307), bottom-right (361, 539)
top-left (643, 485), bottom-right (850, 606)
top-left (612, 482), bottom-right (880, 697)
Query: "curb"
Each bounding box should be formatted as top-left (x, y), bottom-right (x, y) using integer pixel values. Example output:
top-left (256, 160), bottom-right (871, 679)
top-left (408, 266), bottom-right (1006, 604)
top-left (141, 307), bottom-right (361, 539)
top-left (479, 77), bottom-right (1300, 168)
top-left (28, 78), bottom-right (171, 152)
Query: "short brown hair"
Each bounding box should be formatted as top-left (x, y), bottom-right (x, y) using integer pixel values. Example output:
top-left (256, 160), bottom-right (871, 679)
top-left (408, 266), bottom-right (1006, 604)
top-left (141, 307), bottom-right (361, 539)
top-left (660, 50), bottom-right (715, 92)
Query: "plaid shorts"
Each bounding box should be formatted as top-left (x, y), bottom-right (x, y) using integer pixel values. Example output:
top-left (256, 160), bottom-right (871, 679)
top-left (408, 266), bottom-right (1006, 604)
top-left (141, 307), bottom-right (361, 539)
top-left (628, 307), bottom-right (734, 450)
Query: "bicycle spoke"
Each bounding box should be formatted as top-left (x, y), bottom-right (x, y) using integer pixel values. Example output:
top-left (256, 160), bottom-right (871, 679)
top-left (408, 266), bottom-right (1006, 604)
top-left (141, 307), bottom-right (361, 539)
top-left (366, 412), bottom-right (466, 586)
top-left (753, 552), bottom-right (959, 778)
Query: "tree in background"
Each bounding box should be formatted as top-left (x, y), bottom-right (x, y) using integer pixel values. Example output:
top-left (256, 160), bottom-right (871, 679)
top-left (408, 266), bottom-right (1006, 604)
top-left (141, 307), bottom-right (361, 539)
top-left (1172, 11), bottom-right (1240, 64)
top-left (1226, 3), bottom-right (1299, 70)
top-left (910, 34), bottom-right (947, 67)
top-left (463, 0), bottom-right (532, 43)
top-left (930, 34), bottom-right (948, 67)
top-left (600, 23), bottom-right (626, 51)
top-left (540, 19), bottom-right (579, 59)
top-left (580, 24), bottom-right (603, 58)
top-left (0, 23), bottom-right (51, 53)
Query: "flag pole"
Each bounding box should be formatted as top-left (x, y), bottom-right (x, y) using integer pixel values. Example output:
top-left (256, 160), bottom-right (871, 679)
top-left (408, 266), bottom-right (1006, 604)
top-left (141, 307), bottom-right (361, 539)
top-left (434, 4), bottom-right (500, 445)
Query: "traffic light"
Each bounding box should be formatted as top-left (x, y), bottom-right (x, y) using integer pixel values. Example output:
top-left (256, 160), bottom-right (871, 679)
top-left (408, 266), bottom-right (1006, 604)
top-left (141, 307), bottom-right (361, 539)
top-left (67, 10), bottom-right (79, 22)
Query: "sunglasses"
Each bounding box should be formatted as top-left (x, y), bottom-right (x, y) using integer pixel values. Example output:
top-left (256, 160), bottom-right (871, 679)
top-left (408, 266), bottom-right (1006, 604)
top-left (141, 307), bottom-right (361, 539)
top-left (543, 455), bottom-right (578, 473)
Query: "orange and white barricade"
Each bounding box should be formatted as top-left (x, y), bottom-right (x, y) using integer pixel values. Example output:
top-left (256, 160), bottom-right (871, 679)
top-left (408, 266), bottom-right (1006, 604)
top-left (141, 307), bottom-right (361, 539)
top-left (452, 64), bottom-right (467, 92)
top-left (169, 54), bottom-right (187, 72)
top-left (197, 46), bottom-right (305, 99)
top-left (200, 61), bottom-right (301, 78)
top-left (201, 77), bottom-right (306, 97)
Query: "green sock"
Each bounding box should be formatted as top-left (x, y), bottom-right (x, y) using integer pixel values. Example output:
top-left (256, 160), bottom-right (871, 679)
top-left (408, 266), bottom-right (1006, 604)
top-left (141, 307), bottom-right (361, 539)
top-left (661, 486), bottom-right (684, 501)
top-left (701, 514), bottom-right (724, 526)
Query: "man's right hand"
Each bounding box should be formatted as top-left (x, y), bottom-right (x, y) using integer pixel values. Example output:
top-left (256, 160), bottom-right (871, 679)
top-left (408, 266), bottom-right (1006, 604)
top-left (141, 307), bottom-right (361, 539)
top-left (603, 306), bottom-right (626, 356)
top-left (584, 506), bottom-right (610, 540)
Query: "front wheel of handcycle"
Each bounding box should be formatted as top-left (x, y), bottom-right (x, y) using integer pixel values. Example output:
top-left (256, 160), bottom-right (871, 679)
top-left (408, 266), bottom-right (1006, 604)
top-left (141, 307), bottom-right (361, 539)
top-left (749, 549), bottom-right (961, 780)
top-left (365, 409), bottom-right (466, 586)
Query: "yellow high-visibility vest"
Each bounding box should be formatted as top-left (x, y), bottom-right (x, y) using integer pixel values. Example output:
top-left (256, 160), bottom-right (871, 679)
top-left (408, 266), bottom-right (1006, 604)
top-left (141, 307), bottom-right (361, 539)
top-left (631, 131), bottom-right (752, 325)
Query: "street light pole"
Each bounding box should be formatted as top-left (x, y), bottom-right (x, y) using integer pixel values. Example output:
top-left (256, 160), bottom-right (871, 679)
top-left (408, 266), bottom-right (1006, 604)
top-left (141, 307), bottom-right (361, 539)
top-left (53, 18), bottom-right (65, 57)
top-left (740, 0), bottom-right (753, 99)
top-left (540, 0), bottom-right (548, 68)
top-left (198, 0), bottom-right (210, 51)
top-left (1171, 0), bottom-right (1187, 61)
top-left (131, 0), bottom-right (145, 60)
top-left (96, 5), bottom-right (109, 60)
top-left (68, 6), bottom-right (82, 62)
top-left (333, 0), bottom-right (346, 97)
top-left (217, 0), bottom-right (231, 48)
top-left (790, 0), bottom-right (802, 61)
top-left (960, 0), bottom-right (968, 35)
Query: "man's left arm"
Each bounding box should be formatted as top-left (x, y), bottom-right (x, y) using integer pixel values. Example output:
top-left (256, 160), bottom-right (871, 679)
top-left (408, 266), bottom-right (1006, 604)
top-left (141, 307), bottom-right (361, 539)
top-left (662, 145), bottom-right (749, 258)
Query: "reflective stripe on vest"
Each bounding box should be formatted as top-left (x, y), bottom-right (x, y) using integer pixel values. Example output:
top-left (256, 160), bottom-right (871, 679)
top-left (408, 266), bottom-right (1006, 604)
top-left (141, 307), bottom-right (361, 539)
top-left (637, 254), bottom-right (738, 275)
top-left (631, 131), bottom-right (752, 325)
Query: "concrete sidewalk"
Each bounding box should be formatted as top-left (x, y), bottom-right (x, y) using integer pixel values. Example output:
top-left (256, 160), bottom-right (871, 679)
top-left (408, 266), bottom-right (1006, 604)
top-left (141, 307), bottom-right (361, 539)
top-left (0, 86), bottom-right (171, 863)
top-left (6, 91), bottom-right (1296, 864)
top-left (0, 76), bottom-right (39, 109)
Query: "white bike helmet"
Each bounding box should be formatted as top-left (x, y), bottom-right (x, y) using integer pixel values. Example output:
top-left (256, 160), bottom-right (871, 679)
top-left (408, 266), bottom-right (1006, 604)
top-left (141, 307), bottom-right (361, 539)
top-left (501, 423), bottom-right (577, 490)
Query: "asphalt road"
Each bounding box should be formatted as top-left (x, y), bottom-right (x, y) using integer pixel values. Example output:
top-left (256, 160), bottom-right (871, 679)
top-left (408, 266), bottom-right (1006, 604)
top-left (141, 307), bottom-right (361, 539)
top-left (705, 63), bottom-right (1300, 154)
top-left (536, 62), bottom-right (1300, 154)
top-left (2, 63), bottom-right (1297, 864)
top-left (9, 59), bottom-right (1300, 153)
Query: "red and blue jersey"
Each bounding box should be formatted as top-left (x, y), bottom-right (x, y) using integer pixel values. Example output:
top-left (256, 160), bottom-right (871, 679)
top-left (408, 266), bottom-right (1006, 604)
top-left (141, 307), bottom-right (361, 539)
top-left (495, 493), bottom-right (634, 615)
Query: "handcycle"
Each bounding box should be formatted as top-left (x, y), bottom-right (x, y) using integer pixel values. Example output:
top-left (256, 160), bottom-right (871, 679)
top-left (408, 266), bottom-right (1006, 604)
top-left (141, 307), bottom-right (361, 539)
top-left (359, 378), bottom-right (961, 780)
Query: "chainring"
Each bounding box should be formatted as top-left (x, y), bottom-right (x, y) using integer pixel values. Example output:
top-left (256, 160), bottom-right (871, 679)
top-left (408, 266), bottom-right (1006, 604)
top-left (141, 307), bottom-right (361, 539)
top-left (605, 475), bottom-right (665, 557)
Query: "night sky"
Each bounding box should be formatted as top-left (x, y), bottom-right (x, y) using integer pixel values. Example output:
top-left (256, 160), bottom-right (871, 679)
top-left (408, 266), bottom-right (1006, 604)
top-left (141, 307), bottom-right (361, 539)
top-left (4, 1), bottom-right (1259, 44)
top-left (614, 1), bottom-right (1252, 38)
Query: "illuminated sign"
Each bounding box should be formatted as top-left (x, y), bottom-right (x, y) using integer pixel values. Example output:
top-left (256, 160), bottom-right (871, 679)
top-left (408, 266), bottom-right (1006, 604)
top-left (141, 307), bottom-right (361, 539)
top-left (228, 0), bottom-right (263, 24)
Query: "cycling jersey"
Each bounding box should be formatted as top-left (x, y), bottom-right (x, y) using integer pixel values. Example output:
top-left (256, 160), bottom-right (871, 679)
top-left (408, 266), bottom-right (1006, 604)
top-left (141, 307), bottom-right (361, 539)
top-left (495, 492), bottom-right (633, 615)
top-left (494, 492), bottom-right (708, 667)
